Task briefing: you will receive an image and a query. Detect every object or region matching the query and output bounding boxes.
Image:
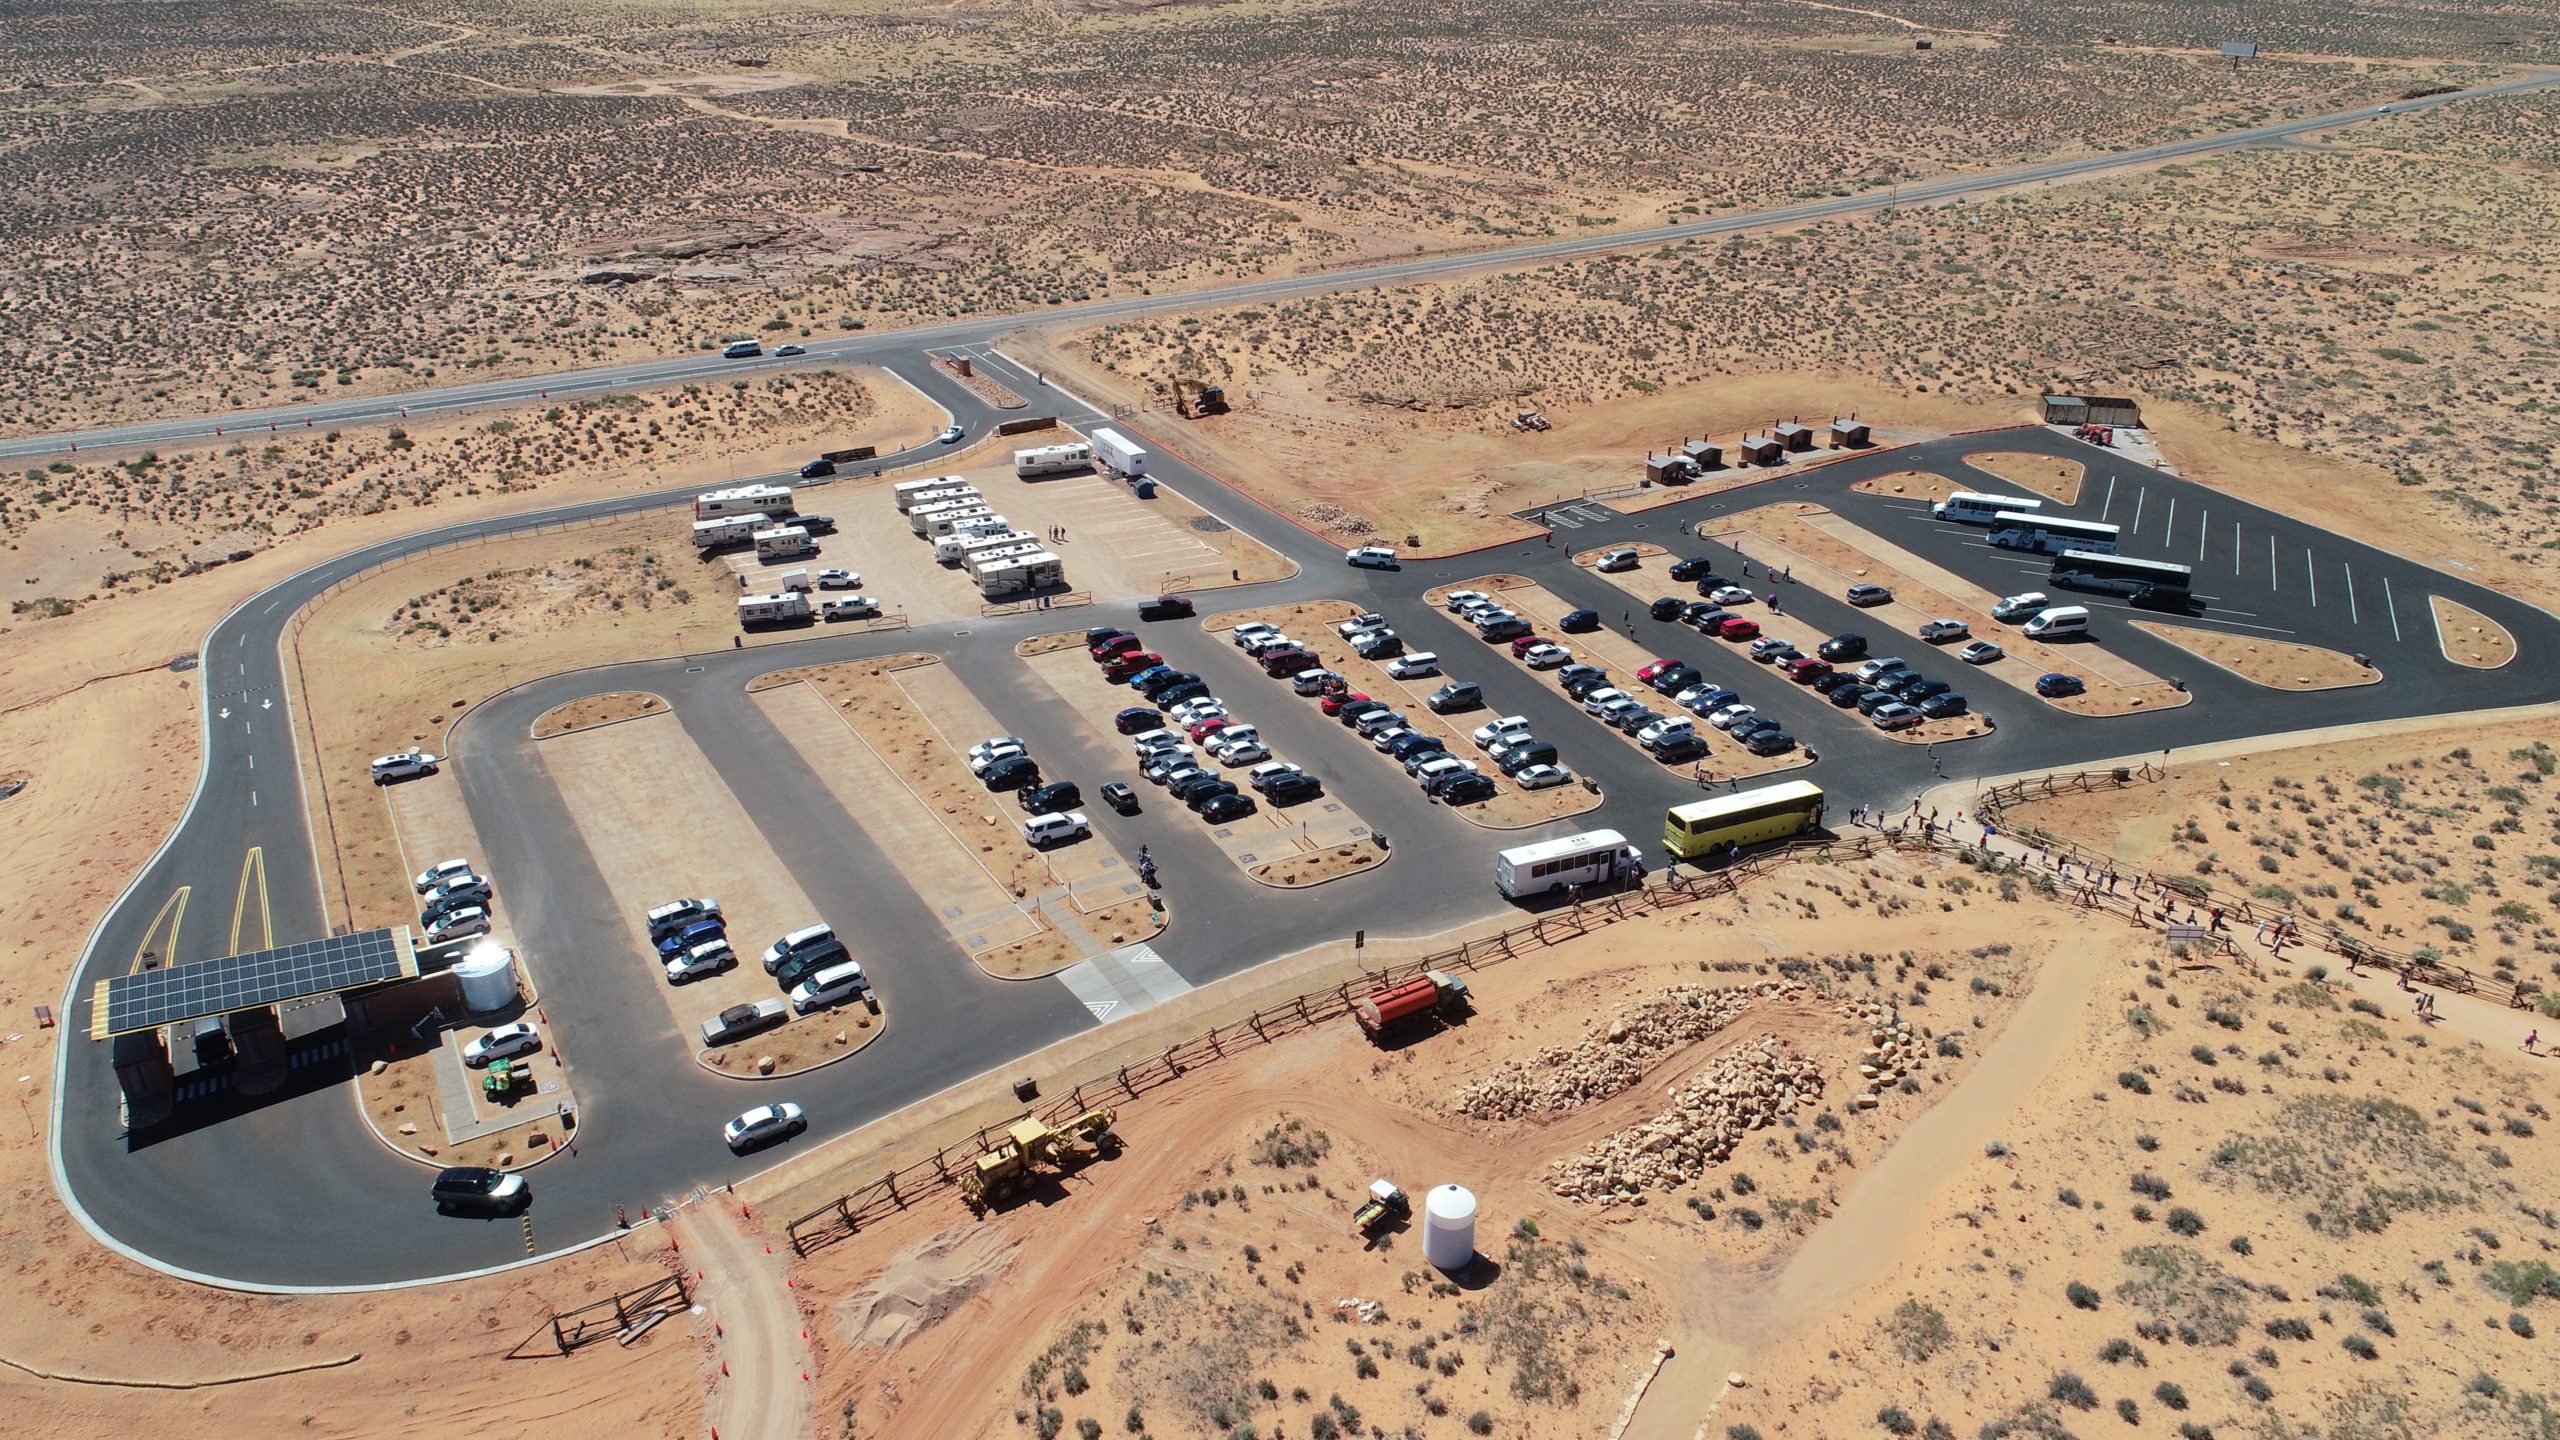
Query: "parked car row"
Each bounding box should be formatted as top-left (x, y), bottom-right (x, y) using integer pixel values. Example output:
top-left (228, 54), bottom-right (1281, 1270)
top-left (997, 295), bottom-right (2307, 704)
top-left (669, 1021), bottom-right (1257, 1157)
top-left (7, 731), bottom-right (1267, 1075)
top-left (642, 891), bottom-right (871, 1016)
top-left (413, 855), bottom-right (495, 943)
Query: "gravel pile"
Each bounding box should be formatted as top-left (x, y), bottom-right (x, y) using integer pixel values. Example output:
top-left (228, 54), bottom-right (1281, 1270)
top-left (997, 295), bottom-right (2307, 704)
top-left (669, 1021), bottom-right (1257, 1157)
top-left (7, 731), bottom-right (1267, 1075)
top-left (1546, 1038), bottom-right (1824, 1203)
top-left (1454, 984), bottom-right (1795, 1121)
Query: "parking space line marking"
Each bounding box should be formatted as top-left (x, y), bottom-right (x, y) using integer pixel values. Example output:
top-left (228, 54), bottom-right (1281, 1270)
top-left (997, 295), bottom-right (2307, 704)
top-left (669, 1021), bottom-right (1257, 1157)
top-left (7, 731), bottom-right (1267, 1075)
top-left (2268, 534), bottom-right (2279, 590)
top-left (2305, 549), bottom-right (2318, 608)
top-left (2344, 562), bottom-right (2359, 625)
top-left (2162, 497), bottom-right (2176, 549)
top-left (2130, 487), bottom-right (2146, 537)
top-left (2232, 521), bottom-right (2241, 574)
top-left (2384, 575), bottom-right (2402, 643)
top-left (2195, 510), bottom-right (2208, 564)
top-left (2100, 475), bottom-right (2117, 520)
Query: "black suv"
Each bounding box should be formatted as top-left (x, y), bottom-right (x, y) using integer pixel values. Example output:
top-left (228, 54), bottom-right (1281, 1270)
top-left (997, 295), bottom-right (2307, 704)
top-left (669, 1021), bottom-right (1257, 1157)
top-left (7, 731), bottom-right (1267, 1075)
top-left (432, 1166), bottom-right (530, 1216)
top-left (1435, 773), bottom-right (1499, 804)
top-left (982, 755), bottom-right (1041, 791)
top-left (773, 940), bottom-right (853, 992)
top-left (1138, 594), bottom-right (1196, 620)
top-left (1136, 669), bottom-right (1200, 699)
top-left (1818, 633), bottom-right (1868, 661)
top-left (1263, 773), bottom-right (1324, 805)
top-left (1648, 596), bottom-right (1687, 622)
top-left (1559, 666), bottom-right (1612, 699)
top-left (1019, 780), bottom-right (1082, 813)
top-left (1667, 557), bottom-right (1717, 582)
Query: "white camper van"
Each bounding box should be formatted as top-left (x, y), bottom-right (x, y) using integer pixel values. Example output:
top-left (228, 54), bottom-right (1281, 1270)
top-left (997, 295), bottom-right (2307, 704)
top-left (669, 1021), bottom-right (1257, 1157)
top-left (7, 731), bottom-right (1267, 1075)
top-left (2021, 605), bottom-right (2091, 639)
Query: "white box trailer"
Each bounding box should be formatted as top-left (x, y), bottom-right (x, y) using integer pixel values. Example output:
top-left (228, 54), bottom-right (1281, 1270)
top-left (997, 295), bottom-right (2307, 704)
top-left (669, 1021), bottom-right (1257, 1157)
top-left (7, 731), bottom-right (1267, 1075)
top-left (933, 521), bottom-right (1017, 562)
top-left (1087, 428), bottom-right (1147, 478)
top-left (737, 592), bottom-right (812, 625)
top-left (696, 484), bottom-right (795, 520)
top-left (692, 515), bottom-right (764, 549)
top-left (977, 553), bottom-right (1065, 597)
top-left (896, 483), bottom-right (979, 516)
top-left (1014, 443), bottom-right (1092, 478)
top-left (891, 475), bottom-right (972, 512)
top-left (922, 506), bottom-right (1001, 539)
top-left (754, 525), bottom-right (817, 559)
top-left (951, 530), bottom-right (1043, 565)
top-left (907, 497), bottom-right (991, 535)
top-left (964, 542), bottom-right (1045, 575)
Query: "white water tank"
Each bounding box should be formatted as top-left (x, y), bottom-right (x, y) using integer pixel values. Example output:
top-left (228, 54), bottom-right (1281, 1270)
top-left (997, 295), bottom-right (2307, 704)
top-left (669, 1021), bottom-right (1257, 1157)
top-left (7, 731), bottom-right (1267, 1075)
top-left (452, 946), bottom-right (518, 1013)
top-left (1421, 1184), bottom-right (1478, 1272)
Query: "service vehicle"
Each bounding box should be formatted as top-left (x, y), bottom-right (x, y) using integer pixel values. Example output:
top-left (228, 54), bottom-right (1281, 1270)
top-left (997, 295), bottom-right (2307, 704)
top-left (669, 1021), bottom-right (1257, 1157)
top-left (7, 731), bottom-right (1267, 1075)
top-left (1495, 829), bottom-right (1642, 898)
top-left (1353, 972), bottom-right (1471, 1036)
top-left (2021, 605), bottom-right (2091, 639)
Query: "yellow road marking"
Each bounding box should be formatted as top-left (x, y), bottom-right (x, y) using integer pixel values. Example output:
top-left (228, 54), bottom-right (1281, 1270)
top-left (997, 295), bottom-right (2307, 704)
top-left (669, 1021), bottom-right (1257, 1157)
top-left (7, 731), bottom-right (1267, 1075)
top-left (129, 886), bottom-right (190, 974)
top-left (230, 847), bottom-right (272, 955)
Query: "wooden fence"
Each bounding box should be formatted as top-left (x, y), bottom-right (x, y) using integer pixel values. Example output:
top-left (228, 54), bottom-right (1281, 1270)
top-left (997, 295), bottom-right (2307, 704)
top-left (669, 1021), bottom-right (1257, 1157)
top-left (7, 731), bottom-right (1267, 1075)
top-left (1974, 765), bottom-right (2542, 1010)
top-left (528, 1273), bottom-right (692, 1355)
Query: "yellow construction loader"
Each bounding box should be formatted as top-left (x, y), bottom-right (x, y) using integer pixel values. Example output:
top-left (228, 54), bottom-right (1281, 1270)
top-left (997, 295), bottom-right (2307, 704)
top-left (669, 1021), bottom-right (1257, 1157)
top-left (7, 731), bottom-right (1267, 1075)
top-left (960, 1106), bottom-right (1119, 1210)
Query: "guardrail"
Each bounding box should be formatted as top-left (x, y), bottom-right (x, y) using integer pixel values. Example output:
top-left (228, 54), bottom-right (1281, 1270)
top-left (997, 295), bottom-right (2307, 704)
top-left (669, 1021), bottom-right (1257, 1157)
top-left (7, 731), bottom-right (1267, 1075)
top-left (1974, 765), bottom-right (2543, 1010)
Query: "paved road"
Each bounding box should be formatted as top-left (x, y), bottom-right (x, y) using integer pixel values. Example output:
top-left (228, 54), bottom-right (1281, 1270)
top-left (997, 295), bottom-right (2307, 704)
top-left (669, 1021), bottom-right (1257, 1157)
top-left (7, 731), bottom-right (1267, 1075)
top-left (54, 324), bottom-right (2560, 1285)
top-left (6, 74), bottom-right (2554, 466)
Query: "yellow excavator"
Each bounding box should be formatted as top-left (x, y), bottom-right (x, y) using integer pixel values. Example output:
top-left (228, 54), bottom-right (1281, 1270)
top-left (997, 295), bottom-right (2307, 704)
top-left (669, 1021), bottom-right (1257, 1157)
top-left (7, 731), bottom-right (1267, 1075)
top-left (960, 1107), bottom-right (1119, 1210)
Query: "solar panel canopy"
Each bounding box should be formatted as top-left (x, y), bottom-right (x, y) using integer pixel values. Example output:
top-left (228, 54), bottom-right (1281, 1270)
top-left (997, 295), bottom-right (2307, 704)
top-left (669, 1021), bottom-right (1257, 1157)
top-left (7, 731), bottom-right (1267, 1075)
top-left (91, 928), bottom-right (417, 1039)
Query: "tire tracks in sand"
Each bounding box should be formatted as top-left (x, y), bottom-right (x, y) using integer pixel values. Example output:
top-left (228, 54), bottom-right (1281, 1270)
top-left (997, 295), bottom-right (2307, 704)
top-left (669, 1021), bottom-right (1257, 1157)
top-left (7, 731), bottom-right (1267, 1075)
top-left (671, 1203), bottom-right (813, 1440)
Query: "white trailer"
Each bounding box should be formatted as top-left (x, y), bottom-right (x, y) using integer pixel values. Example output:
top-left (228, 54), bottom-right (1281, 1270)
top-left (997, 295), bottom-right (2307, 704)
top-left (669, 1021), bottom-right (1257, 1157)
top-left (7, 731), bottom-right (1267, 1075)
top-left (951, 530), bottom-right (1043, 566)
top-left (754, 525), bottom-right (817, 560)
top-left (692, 515), bottom-right (764, 549)
top-left (907, 497), bottom-right (992, 535)
top-left (1087, 428), bottom-right (1147, 478)
top-left (1014, 443), bottom-right (1092, 478)
top-left (933, 521), bottom-right (1017, 562)
top-left (696, 484), bottom-right (795, 520)
top-left (964, 542), bottom-right (1046, 575)
top-left (922, 506), bottom-right (1001, 539)
top-left (776, 569), bottom-right (813, 593)
top-left (896, 483), bottom-right (979, 516)
top-left (892, 476), bottom-right (972, 512)
top-left (976, 552), bottom-right (1065, 597)
top-left (737, 592), bottom-right (812, 625)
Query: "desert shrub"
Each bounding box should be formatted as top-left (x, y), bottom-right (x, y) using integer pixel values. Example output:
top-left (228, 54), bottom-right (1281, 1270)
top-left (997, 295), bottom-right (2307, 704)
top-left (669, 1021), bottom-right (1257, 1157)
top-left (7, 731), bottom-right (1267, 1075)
top-left (2166, 1208), bottom-right (2207, 1237)
top-left (2117, 1246), bottom-right (2251, 1345)
top-left (1878, 1405), bottom-right (1919, 1435)
top-left (1254, 1119), bottom-right (1332, 1168)
top-left (1076, 1420), bottom-right (1102, 1440)
top-left (2098, 1338), bottom-right (2145, 1366)
top-left (2154, 1382), bottom-right (2188, 1410)
top-left (1467, 1413), bottom-right (1494, 1436)
top-left (2132, 1173), bottom-right (2172, 1200)
top-left (2242, 1376), bottom-right (2272, 1402)
top-left (2117, 1399), bottom-right (2140, 1424)
top-left (2359, 1309), bottom-right (2395, 1338)
top-left (2049, 1373), bottom-right (2099, 1410)
top-left (2341, 1333), bottom-right (2379, 1359)
top-left (1727, 1427), bottom-right (1764, 1440)
top-left (2119, 1072), bottom-right (2152, 1095)
top-left (1886, 1300), bottom-right (1954, 1362)
top-left (2480, 1260), bottom-right (2560, 1306)
top-left (2060, 1188), bottom-right (2083, 1208)
top-left (2068, 1282), bottom-right (2102, 1311)
top-left (2206, 1097), bottom-right (2470, 1236)
top-left (2264, 1317), bottom-right (2313, 1341)
top-left (2509, 1312), bottom-right (2535, 1338)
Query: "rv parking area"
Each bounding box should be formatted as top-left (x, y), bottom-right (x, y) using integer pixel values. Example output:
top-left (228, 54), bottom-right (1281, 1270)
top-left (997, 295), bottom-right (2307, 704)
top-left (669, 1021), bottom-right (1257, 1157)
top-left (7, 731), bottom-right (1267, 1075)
top-left (533, 707), bottom-right (881, 1076)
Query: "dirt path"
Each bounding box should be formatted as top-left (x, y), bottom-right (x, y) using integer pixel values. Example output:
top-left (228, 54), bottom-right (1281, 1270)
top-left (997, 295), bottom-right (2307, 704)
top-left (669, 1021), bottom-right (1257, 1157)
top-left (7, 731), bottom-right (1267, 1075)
top-left (1621, 941), bottom-right (2104, 1440)
top-left (673, 1203), bottom-right (812, 1440)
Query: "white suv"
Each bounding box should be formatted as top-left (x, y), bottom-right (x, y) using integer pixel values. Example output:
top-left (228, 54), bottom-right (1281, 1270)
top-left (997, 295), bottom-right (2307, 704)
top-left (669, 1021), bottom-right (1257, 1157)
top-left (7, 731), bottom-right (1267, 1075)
top-left (371, 752), bottom-right (439, 783)
top-left (1022, 812), bottom-right (1092, 847)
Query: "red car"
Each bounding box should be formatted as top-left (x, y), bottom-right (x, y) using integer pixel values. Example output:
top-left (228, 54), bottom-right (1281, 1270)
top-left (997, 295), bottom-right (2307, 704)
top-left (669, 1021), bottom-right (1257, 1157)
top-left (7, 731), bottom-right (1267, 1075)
top-left (1782, 655), bottom-right (1833, 682)
top-left (1319, 690), bottom-right (1372, 717)
top-left (1635, 658), bottom-right (1688, 684)
top-left (1507, 633), bottom-right (1553, 659)
top-left (1103, 652), bottom-right (1164, 682)
top-left (1184, 716), bottom-right (1231, 742)
top-left (1261, 647), bottom-right (1321, 677)
top-left (1091, 634), bottom-right (1143, 662)
top-left (1715, 616), bottom-right (1761, 641)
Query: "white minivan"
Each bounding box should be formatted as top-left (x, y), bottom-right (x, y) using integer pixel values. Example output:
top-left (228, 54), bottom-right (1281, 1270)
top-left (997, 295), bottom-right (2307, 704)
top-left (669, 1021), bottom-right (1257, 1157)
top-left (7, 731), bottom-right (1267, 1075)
top-left (2022, 606), bottom-right (2091, 639)
top-left (789, 959), bottom-right (869, 1014)
top-left (763, 923), bottom-right (836, 974)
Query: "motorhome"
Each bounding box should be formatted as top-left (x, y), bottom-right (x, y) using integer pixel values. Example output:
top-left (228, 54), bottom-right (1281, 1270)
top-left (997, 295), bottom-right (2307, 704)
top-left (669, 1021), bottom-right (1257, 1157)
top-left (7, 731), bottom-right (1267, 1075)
top-left (692, 515), bottom-right (764, 549)
top-left (1014, 443), bottom-right (1092, 478)
top-left (976, 553), bottom-right (1065, 598)
top-left (753, 525), bottom-right (817, 560)
top-left (694, 484), bottom-right (795, 520)
top-left (892, 476), bottom-right (974, 512)
top-left (737, 593), bottom-right (812, 625)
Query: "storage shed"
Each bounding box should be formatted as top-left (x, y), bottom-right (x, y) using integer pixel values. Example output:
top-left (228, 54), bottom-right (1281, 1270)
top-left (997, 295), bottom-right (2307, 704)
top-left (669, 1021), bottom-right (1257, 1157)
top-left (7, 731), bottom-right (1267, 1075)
top-left (2042, 394), bottom-right (2143, 427)
top-left (1734, 434), bottom-right (1784, 465)
top-left (1829, 418), bottom-right (1871, 448)
top-left (1683, 440), bottom-right (1724, 469)
top-left (1773, 421), bottom-right (1815, 452)
top-left (1645, 454), bottom-right (1698, 485)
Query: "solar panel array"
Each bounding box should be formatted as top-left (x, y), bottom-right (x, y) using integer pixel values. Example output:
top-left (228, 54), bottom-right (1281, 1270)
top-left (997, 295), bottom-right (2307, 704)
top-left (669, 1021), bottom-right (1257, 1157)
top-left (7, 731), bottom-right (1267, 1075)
top-left (92, 929), bottom-right (414, 1038)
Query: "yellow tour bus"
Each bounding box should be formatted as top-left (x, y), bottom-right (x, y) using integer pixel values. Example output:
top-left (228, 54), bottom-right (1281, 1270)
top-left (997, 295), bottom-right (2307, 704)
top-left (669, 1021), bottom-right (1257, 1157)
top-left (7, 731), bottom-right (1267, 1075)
top-left (1664, 779), bottom-right (1826, 861)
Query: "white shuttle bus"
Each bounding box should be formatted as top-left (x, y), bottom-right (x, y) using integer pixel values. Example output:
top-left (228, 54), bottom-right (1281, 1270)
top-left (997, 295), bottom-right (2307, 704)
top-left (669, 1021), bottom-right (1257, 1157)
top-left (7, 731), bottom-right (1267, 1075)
top-left (1933, 491), bottom-right (2041, 524)
top-left (1495, 828), bottom-right (1643, 899)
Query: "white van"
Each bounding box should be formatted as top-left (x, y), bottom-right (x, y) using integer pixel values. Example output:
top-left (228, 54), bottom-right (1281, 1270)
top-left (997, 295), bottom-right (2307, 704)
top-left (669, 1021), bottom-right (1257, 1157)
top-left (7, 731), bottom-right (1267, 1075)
top-left (763, 923), bottom-right (836, 974)
top-left (2023, 606), bottom-right (2090, 639)
top-left (789, 959), bottom-right (869, 1014)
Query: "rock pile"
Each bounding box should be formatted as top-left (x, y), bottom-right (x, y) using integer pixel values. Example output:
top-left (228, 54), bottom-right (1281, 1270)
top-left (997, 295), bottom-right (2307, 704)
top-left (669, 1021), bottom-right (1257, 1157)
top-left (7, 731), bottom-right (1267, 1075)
top-left (1546, 1038), bottom-right (1824, 1203)
top-left (1455, 984), bottom-right (1799, 1121)
top-left (1848, 1005), bottom-right (1927, 1111)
